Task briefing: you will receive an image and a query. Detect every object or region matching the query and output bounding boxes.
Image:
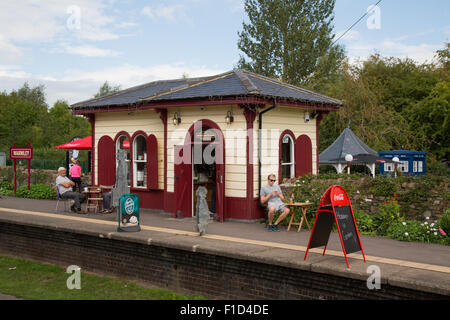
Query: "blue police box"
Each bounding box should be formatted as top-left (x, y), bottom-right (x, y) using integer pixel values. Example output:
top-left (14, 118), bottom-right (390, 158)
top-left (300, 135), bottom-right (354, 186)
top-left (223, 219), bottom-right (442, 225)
top-left (378, 149), bottom-right (427, 176)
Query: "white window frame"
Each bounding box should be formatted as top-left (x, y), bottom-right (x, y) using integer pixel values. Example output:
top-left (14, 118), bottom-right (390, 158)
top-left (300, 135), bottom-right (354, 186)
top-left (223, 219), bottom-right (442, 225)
top-left (281, 134), bottom-right (295, 179)
top-left (398, 160), bottom-right (409, 173)
top-left (384, 163), bottom-right (394, 172)
top-left (133, 135), bottom-right (147, 188)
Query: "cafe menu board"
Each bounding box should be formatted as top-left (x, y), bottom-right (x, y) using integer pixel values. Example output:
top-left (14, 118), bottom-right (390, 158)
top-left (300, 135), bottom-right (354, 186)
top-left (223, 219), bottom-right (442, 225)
top-left (304, 185), bottom-right (365, 268)
top-left (117, 194), bottom-right (141, 232)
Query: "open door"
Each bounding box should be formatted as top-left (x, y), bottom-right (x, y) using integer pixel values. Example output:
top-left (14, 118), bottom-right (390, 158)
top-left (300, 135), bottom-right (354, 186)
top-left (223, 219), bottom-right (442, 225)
top-left (174, 145), bottom-right (192, 218)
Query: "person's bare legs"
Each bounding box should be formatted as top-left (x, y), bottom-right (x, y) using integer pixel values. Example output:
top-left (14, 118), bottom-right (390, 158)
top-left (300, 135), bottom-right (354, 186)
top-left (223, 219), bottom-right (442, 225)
top-left (274, 207), bottom-right (290, 225)
top-left (267, 206), bottom-right (275, 225)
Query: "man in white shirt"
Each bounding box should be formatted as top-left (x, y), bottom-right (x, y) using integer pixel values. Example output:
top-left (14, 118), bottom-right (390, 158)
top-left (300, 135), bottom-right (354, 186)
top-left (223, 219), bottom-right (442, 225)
top-left (56, 167), bottom-right (86, 213)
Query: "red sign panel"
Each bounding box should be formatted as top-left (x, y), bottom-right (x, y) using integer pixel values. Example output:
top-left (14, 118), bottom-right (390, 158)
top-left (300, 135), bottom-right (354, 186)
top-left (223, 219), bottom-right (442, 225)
top-left (10, 147), bottom-right (33, 160)
top-left (330, 186), bottom-right (349, 206)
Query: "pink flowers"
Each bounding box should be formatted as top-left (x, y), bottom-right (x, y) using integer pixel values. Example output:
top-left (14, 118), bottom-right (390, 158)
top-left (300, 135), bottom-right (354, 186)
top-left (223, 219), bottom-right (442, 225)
top-left (439, 228), bottom-right (447, 237)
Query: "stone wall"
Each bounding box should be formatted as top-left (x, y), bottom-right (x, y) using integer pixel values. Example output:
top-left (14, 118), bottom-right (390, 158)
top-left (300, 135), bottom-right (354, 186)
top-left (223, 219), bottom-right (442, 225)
top-left (280, 175), bottom-right (449, 220)
top-left (0, 220), bottom-right (446, 300)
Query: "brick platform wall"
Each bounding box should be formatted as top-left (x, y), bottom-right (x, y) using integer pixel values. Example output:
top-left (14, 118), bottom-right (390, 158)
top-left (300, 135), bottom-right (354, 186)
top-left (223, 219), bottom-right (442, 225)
top-left (0, 221), bottom-right (446, 300)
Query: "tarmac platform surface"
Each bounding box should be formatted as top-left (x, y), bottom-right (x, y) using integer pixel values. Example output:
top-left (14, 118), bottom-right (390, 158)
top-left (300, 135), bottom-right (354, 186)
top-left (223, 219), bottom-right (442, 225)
top-left (0, 195), bottom-right (449, 298)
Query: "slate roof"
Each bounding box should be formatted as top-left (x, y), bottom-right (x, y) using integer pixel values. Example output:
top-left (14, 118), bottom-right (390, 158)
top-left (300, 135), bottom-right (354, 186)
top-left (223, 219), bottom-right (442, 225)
top-left (319, 126), bottom-right (380, 164)
top-left (71, 69), bottom-right (342, 110)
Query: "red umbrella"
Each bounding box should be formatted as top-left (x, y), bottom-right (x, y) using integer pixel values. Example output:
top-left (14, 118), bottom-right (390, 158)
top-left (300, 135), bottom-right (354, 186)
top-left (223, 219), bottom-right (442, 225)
top-left (54, 136), bottom-right (92, 150)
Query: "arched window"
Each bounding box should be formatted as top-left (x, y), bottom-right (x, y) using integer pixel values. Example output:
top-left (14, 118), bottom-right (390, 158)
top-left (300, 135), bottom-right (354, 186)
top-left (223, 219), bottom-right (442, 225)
top-left (116, 135), bottom-right (130, 187)
top-left (133, 134), bottom-right (147, 188)
top-left (281, 133), bottom-right (295, 180)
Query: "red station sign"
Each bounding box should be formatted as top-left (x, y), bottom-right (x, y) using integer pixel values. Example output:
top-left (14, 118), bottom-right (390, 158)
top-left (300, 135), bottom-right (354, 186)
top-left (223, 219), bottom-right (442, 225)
top-left (9, 143), bottom-right (33, 193)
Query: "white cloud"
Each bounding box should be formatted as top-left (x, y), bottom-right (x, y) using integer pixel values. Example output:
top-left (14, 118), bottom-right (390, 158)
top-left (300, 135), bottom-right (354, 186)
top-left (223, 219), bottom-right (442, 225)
top-left (63, 45), bottom-right (121, 57)
top-left (341, 35), bottom-right (442, 65)
top-left (334, 30), bottom-right (361, 42)
top-left (141, 4), bottom-right (189, 23)
top-left (0, 35), bottom-right (24, 63)
top-left (0, 63), bottom-right (226, 107)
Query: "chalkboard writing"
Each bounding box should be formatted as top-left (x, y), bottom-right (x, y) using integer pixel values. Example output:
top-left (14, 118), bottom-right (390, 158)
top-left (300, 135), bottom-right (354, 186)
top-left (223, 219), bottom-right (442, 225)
top-left (305, 185), bottom-right (365, 268)
top-left (334, 206), bottom-right (361, 254)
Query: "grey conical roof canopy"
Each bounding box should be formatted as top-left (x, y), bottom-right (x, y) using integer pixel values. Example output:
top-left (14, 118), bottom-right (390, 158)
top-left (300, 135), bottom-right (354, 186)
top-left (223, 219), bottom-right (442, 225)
top-left (319, 126), bottom-right (379, 164)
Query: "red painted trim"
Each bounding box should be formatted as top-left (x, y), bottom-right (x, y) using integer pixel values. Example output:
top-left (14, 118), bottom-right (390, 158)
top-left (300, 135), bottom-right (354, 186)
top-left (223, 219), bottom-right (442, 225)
top-left (295, 134), bottom-right (313, 176)
top-left (241, 105), bottom-right (258, 218)
top-left (147, 134), bottom-right (158, 190)
top-left (97, 135), bottom-right (116, 186)
top-left (88, 115), bottom-right (95, 185)
top-left (278, 129), bottom-right (295, 184)
top-left (114, 131), bottom-right (132, 142)
top-left (73, 97), bottom-right (340, 115)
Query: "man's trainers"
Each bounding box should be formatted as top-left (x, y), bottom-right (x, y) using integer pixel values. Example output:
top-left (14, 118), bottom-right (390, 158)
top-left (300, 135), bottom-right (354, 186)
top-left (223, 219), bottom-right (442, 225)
top-left (267, 225), bottom-right (273, 232)
top-left (271, 224), bottom-right (280, 232)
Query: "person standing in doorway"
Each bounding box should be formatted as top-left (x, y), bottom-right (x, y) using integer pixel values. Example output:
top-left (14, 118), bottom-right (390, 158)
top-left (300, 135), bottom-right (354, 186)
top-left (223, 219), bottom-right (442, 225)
top-left (260, 174), bottom-right (290, 232)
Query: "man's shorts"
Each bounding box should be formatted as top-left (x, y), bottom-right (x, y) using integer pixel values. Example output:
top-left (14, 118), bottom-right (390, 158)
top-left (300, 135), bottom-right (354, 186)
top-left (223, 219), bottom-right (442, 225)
top-left (268, 202), bottom-right (286, 212)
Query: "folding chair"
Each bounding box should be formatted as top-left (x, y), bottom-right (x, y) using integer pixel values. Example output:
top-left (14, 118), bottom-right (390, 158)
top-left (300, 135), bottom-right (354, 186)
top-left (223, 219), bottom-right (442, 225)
top-left (55, 189), bottom-right (72, 213)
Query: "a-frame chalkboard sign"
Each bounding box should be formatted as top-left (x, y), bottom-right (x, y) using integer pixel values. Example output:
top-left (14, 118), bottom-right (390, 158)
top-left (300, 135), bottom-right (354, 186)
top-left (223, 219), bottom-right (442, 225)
top-left (304, 185), bottom-right (366, 268)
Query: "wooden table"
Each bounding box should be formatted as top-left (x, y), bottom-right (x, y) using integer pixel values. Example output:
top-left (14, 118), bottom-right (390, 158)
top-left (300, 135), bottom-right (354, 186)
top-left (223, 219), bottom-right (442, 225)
top-left (83, 186), bottom-right (103, 213)
top-left (286, 202), bottom-right (313, 232)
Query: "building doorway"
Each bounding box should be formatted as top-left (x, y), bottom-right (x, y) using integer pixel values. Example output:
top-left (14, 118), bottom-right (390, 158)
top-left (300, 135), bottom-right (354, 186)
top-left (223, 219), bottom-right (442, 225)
top-left (174, 120), bottom-right (225, 221)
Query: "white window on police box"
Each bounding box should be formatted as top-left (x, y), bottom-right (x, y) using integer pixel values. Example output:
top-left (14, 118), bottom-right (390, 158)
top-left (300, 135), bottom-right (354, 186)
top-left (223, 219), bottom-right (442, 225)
top-left (399, 160), bottom-right (409, 172)
top-left (384, 162), bottom-right (394, 172)
top-left (417, 161), bottom-right (423, 172)
top-left (133, 135), bottom-right (147, 188)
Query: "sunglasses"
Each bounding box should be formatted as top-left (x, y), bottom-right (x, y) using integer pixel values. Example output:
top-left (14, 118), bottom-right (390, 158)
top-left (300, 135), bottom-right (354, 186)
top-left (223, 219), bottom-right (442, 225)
top-left (269, 179), bottom-right (276, 182)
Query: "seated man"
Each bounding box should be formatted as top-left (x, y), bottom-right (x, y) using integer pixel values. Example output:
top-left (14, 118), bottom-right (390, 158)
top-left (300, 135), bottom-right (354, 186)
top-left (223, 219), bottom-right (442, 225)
top-left (56, 167), bottom-right (86, 213)
top-left (260, 174), bottom-right (290, 232)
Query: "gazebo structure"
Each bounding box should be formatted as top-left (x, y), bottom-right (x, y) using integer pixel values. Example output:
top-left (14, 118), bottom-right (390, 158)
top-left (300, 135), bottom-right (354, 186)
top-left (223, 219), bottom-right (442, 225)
top-left (319, 125), bottom-right (386, 177)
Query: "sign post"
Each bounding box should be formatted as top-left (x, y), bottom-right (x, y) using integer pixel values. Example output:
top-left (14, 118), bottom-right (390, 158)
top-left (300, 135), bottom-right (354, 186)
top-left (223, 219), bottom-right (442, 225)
top-left (9, 143), bottom-right (33, 193)
top-left (304, 185), bottom-right (366, 268)
top-left (117, 194), bottom-right (141, 232)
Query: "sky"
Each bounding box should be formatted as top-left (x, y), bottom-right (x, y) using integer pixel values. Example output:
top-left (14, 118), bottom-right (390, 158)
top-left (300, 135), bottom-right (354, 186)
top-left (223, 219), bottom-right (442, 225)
top-left (0, 0), bottom-right (448, 107)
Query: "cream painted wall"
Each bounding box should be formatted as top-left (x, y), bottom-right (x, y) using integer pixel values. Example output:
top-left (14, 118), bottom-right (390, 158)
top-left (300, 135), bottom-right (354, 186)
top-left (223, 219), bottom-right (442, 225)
top-left (253, 106), bottom-right (317, 197)
top-left (166, 105), bottom-right (247, 198)
top-left (93, 104), bottom-right (317, 200)
top-left (94, 110), bottom-right (164, 190)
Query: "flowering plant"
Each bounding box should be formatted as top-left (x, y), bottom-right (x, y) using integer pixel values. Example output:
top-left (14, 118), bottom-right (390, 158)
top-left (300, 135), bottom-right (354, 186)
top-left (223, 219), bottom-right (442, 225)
top-left (387, 217), bottom-right (443, 243)
top-left (376, 196), bottom-right (402, 235)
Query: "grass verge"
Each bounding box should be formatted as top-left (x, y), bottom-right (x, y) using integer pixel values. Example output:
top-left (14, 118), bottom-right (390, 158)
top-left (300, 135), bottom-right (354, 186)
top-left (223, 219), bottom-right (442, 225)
top-left (0, 255), bottom-right (206, 300)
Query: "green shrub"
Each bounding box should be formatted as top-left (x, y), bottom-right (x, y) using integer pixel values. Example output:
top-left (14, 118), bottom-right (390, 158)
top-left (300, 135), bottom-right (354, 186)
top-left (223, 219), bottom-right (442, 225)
top-left (354, 209), bottom-right (377, 234)
top-left (375, 198), bottom-right (402, 235)
top-left (387, 218), bottom-right (443, 243)
top-left (0, 181), bottom-right (13, 190)
top-left (15, 184), bottom-right (56, 200)
top-left (439, 208), bottom-right (450, 235)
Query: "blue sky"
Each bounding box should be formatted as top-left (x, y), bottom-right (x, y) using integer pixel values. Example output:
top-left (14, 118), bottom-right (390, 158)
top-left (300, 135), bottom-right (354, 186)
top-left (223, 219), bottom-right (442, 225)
top-left (0, 0), bottom-right (448, 107)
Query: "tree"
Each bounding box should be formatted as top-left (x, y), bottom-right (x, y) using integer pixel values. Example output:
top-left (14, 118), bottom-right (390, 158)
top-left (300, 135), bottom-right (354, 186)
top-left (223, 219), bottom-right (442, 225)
top-left (237, 0), bottom-right (344, 86)
top-left (94, 81), bottom-right (121, 98)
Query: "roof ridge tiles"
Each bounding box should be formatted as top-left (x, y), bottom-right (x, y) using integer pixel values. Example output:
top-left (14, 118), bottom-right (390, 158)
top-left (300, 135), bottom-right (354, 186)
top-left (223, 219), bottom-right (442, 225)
top-left (233, 69), bottom-right (259, 94)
